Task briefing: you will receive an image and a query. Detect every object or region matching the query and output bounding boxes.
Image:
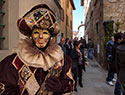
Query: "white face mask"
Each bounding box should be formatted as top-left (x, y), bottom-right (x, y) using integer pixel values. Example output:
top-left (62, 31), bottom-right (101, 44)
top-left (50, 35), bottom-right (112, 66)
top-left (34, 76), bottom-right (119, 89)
top-left (32, 28), bottom-right (50, 48)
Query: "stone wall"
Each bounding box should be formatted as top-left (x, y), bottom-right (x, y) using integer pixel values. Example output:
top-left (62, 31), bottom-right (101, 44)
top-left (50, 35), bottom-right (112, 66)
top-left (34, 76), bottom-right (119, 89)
top-left (103, 0), bottom-right (125, 32)
top-left (85, 0), bottom-right (106, 68)
top-left (85, 0), bottom-right (125, 69)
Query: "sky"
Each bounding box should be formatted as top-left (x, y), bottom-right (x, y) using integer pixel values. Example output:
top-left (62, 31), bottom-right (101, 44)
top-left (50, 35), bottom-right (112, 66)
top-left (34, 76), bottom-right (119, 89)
top-left (73, 0), bottom-right (84, 32)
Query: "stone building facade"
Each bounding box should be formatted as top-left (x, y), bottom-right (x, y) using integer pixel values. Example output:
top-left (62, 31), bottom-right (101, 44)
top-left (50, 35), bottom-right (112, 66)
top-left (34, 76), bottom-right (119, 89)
top-left (0, 0), bottom-right (75, 60)
top-left (83, 0), bottom-right (125, 68)
top-left (104, 0), bottom-right (125, 32)
top-left (84, 0), bottom-right (104, 67)
top-left (60, 0), bottom-right (75, 41)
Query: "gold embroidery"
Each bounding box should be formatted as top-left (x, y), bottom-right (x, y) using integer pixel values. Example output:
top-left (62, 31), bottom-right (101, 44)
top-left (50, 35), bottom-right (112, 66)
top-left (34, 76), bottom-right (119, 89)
top-left (38, 61), bottom-right (63, 95)
top-left (0, 82), bottom-right (5, 94)
top-left (24, 8), bottom-right (57, 31)
top-left (19, 65), bottom-right (32, 83)
top-left (19, 65), bottom-right (40, 95)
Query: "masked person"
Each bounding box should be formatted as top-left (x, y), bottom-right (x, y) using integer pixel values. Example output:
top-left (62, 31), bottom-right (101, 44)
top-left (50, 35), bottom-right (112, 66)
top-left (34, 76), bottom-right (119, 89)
top-left (0, 4), bottom-right (74, 95)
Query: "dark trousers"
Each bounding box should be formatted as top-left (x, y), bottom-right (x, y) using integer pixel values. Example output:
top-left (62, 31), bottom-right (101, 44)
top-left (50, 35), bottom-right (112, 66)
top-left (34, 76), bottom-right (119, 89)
top-left (72, 65), bottom-right (83, 88)
top-left (106, 71), bottom-right (114, 82)
top-left (78, 65), bottom-right (83, 84)
top-left (121, 85), bottom-right (125, 95)
top-left (114, 80), bottom-right (122, 95)
top-left (72, 68), bottom-right (78, 88)
top-left (88, 48), bottom-right (93, 59)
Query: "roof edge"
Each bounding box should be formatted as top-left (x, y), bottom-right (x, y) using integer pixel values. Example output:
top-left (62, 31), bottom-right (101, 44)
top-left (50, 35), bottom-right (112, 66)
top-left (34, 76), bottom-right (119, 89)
top-left (70, 0), bottom-right (76, 10)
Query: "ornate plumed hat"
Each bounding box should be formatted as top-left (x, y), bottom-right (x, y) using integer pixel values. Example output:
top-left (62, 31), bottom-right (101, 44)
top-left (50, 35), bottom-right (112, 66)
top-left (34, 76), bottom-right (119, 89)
top-left (17, 4), bottom-right (59, 37)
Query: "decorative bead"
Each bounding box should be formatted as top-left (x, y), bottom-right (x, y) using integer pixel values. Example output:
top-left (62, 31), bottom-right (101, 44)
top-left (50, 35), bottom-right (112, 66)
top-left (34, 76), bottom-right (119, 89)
top-left (41, 90), bottom-right (43, 93)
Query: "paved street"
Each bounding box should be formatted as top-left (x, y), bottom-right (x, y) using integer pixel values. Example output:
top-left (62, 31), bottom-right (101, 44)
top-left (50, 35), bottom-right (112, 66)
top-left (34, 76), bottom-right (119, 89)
top-left (73, 58), bottom-right (116, 95)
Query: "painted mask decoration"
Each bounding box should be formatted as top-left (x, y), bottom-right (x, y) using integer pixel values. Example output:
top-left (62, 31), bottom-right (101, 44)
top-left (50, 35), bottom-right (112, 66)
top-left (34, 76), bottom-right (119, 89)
top-left (32, 28), bottom-right (50, 48)
top-left (17, 4), bottom-right (60, 37)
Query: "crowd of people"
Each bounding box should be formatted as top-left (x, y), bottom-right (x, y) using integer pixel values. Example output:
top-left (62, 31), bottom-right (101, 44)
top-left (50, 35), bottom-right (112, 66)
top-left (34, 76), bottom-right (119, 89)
top-left (58, 36), bottom-right (94, 92)
top-left (105, 32), bottom-right (125, 95)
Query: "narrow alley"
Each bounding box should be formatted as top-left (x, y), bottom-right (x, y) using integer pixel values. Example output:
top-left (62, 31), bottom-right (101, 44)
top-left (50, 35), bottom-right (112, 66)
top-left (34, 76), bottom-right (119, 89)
top-left (73, 58), bottom-right (115, 95)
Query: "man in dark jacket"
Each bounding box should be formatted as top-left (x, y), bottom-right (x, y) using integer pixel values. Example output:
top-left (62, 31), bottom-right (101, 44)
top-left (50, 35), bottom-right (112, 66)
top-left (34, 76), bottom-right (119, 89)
top-left (87, 38), bottom-right (94, 59)
top-left (112, 33), bottom-right (123, 95)
top-left (58, 37), bottom-right (67, 54)
top-left (106, 36), bottom-right (116, 86)
top-left (115, 33), bottom-right (125, 95)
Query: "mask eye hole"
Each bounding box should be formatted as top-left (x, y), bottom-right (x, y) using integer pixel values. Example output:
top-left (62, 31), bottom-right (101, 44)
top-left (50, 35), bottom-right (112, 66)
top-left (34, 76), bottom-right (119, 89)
top-left (34, 31), bottom-right (39, 34)
top-left (43, 32), bottom-right (48, 34)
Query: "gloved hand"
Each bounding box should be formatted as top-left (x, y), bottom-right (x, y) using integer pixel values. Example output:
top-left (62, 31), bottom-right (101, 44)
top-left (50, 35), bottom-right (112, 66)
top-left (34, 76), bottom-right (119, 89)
top-left (45, 76), bottom-right (62, 92)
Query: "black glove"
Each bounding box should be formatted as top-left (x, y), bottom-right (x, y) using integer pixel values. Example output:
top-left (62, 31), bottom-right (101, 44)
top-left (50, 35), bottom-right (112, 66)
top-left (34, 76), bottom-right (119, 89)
top-left (45, 76), bottom-right (62, 92)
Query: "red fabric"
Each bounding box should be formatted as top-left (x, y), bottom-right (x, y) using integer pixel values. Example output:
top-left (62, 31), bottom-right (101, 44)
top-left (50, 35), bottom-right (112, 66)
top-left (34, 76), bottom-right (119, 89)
top-left (14, 57), bottom-right (24, 71)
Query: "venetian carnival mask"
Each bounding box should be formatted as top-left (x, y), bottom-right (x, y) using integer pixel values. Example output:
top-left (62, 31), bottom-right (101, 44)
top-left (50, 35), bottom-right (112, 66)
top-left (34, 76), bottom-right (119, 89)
top-left (32, 28), bottom-right (50, 48)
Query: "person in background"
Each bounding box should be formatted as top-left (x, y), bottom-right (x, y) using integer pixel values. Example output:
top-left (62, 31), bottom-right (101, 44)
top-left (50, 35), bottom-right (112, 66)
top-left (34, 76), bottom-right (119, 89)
top-left (106, 36), bottom-right (116, 86)
top-left (115, 33), bottom-right (125, 95)
top-left (71, 41), bottom-right (86, 92)
top-left (69, 39), bottom-right (74, 52)
top-left (0, 4), bottom-right (74, 95)
top-left (112, 33), bottom-right (123, 95)
top-left (73, 37), bottom-right (78, 47)
top-left (80, 37), bottom-right (87, 49)
top-left (58, 37), bottom-right (67, 54)
top-left (87, 38), bottom-right (94, 59)
top-left (64, 38), bottom-right (70, 56)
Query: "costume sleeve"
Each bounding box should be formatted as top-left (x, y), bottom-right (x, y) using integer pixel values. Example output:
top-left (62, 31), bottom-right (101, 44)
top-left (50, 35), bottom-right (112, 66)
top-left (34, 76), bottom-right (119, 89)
top-left (53, 54), bottom-right (74, 95)
top-left (0, 54), bottom-right (20, 95)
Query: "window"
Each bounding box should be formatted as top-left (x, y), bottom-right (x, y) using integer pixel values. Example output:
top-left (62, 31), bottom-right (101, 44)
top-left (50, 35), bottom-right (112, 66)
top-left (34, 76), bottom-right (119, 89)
top-left (54, 0), bottom-right (61, 9)
top-left (0, 0), bottom-right (6, 49)
top-left (70, 20), bottom-right (72, 29)
top-left (60, 8), bottom-right (64, 21)
top-left (94, 0), bottom-right (97, 6)
top-left (66, 14), bottom-right (68, 26)
top-left (61, 33), bottom-right (64, 37)
top-left (96, 21), bottom-right (99, 34)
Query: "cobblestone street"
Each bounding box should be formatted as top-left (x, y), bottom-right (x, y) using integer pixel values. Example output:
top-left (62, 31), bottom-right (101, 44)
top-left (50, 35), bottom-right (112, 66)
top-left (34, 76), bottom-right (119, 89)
top-left (73, 58), bottom-right (116, 95)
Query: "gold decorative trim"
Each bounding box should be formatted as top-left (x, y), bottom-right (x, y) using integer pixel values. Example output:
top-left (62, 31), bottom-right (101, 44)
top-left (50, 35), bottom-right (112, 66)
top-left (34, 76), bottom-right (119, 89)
top-left (19, 79), bottom-right (25, 95)
top-left (18, 18), bottom-right (24, 29)
top-left (24, 8), bottom-right (56, 28)
top-left (12, 56), bottom-right (18, 70)
top-left (19, 65), bottom-right (32, 84)
top-left (0, 82), bottom-right (5, 95)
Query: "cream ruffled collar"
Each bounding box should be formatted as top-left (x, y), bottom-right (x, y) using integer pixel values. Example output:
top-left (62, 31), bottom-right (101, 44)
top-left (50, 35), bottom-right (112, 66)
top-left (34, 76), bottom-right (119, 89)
top-left (13, 38), bottom-right (64, 71)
